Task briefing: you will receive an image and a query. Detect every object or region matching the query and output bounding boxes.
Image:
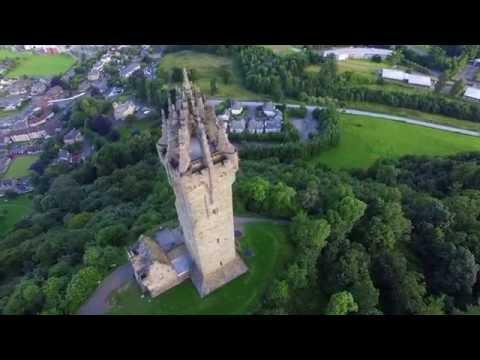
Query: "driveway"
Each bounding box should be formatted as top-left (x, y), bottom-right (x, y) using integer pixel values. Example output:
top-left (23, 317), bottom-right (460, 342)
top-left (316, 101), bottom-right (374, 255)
top-left (77, 263), bottom-right (134, 315)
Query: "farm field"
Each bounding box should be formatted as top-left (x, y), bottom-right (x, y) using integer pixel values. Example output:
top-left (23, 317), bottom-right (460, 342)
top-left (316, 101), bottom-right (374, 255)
top-left (0, 49), bottom-right (76, 78)
top-left (0, 196), bottom-right (33, 235)
top-left (1, 155), bottom-right (39, 180)
top-left (158, 50), bottom-right (265, 100)
top-left (313, 113), bottom-right (480, 170)
top-left (109, 222), bottom-right (292, 315)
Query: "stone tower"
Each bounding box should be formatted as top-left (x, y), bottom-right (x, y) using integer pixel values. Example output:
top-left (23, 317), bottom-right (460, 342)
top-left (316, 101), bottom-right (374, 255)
top-left (157, 69), bottom-right (247, 297)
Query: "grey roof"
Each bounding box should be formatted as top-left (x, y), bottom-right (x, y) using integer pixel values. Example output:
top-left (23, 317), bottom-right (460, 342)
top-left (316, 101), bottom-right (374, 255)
top-left (263, 101), bottom-right (275, 112)
top-left (64, 128), bottom-right (82, 141)
top-left (120, 62), bottom-right (141, 77)
top-left (231, 101), bottom-right (242, 110)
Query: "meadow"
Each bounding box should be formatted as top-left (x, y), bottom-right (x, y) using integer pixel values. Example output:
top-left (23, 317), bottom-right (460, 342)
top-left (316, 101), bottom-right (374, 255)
top-left (0, 196), bottom-right (33, 235)
top-left (158, 50), bottom-right (264, 100)
top-left (313, 113), bottom-right (480, 170)
top-left (1, 155), bottom-right (39, 180)
top-left (109, 222), bottom-right (292, 315)
top-left (0, 49), bottom-right (75, 78)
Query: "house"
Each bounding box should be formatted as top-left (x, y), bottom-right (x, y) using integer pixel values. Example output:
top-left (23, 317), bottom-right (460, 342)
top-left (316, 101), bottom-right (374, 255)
top-left (43, 86), bottom-right (66, 102)
top-left (113, 100), bottom-right (136, 120)
top-left (324, 47), bottom-right (393, 61)
top-left (78, 81), bottom-right (91, 92)
top-left (120, 62), bottom-right (141, 78)
top-left (8, 79), bottom-right (32, 96)
top-left (473, 59), bottom-right (480, 67)
top-left (264, 111), bottom-right (283, 133)
top-left (248, 119), bottom-right (264, 134)
top-left (28, 112), bottom-right (54, 128)
top-left (63, 128), bottom-right (84, 145)
top-left (381, 69), bottom-right (432, 88)
top-left (30, 81), bottom-right (47, 96)
top-left (57, 149), bottom-right (73, 164)
top-left (230, 101), bottom-right (243, 116)
top-left (217, 111), bottom-right (230, 123)
top-left (381, 68), bottom-right (405, 81)
top-left (23, 45), bottom-right (67, 54)
top-left (0, 95), bottom-right (25, 111)
top-left (464, 86), bottom-right (480, 101)
top-left (229, 118), bottom-right (246, 134)
top-left (262, 102), bottom-right (277, 117)
top-left (88, 69), bottom-right (101, 81)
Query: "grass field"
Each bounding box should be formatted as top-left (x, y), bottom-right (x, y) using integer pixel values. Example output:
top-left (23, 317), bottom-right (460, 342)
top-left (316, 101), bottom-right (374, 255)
top-left (118, 119), bottom-right (156, 140)
top-left (0, 49), bottom-right (76, 78)
top-left (1, 155), bottom-right (39, 180)
top-left (347, 101), bottom-right (480, 132)
top-left (313, 114), bottom-right (480, 170)
top-left (109, 222), bottom-right (292, 315)
top-left (0, 196), bottom-right (33, 235)
top-left (158, 51), bottom-right (264, 100)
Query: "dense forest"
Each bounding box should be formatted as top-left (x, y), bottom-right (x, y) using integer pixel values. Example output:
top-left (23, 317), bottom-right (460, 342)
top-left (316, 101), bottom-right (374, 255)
top-left (236, 153), bottom-right (480, 315)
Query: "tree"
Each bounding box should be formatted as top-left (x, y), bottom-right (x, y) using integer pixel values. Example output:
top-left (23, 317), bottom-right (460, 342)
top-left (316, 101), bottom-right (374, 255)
top-left (65, 267), bottom-right (102, 314)
top-left (4, 279), bottom-right (44, 315)
top-left (171, 67), bottom-right (183, 82)
top-left (210, 77), bottom-right (218, 95)
top-left (95, 223), bottom-right (129, 246)
top-left (49, 175), bottom-right (83, 213)
top-left (326, 196), bottom-right (367, 240)
top-left (325, 291), bottom-right (358, 315)
top-left (42, 276), bottom-right (68, 314)
top-left (219, 66), bottom-right (231, 84)
top-left (267, 279), bottom-right (290, 307)
top-left (450, 79), bottom-right (465, 97)
top-left (268, 182), bottom-right (297, 218)
top-left (435, 72), bottom-right (448, 93)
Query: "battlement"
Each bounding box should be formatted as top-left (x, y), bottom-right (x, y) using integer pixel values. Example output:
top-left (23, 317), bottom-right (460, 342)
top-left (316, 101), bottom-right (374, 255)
top-left (157, 69), bottom-right (237, 180)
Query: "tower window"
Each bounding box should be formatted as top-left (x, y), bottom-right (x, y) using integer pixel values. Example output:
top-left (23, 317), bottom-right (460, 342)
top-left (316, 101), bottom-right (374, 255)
top-left (217, 238), bottom-right (220, 244)
top-left (220, 261), bottom-right (223, 266)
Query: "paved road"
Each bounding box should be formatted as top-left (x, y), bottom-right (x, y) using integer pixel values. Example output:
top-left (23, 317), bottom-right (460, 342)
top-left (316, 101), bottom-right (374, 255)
top-left (78, 216), bottom-right (288, 315)
top-left (77, 263), bottom-right (134, 315)
top-left (207, 99), bottom-right (480, 137)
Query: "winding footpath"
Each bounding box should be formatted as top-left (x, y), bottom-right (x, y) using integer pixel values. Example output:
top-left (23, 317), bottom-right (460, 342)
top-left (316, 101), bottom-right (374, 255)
top-left (77, 216), bottom-right (288, 315)
top-left (207, 99), bottom-right (480, 137)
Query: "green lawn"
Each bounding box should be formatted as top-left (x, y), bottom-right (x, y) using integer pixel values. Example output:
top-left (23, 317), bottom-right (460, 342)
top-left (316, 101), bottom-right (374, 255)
top-left (312, 113), bottom-right (480, 170)
top-left (0, 196), bottom-right (33, 235)
top-left (346, 101), bottom-right (480, 132)
top-left (0, 49), bottom-right (76, 78)
top-left (109, 222), bottom-right (292, 315)
top-left (118, 119), bottom-right (156, 140)
top-left (158, 50), bottom-right (265, 100)
top-left (1, 155), bottom-right (39, 179)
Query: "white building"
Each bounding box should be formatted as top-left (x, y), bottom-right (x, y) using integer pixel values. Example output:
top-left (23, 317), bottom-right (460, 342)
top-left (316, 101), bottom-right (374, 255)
top-left (464, 87), bottom-right (480, 101)
top-left (381, 68), bottom-right (432, 88)
top-left (324, 47), bottom-right (393, 61)
top-left (230, 101), bottom-right (243, 116)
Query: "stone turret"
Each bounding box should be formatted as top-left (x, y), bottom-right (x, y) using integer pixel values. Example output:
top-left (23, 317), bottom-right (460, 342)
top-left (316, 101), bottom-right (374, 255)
top-left (156, 69), bottom-right (247, 297)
